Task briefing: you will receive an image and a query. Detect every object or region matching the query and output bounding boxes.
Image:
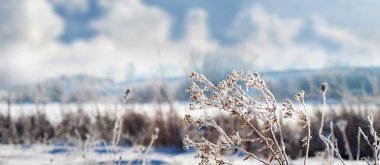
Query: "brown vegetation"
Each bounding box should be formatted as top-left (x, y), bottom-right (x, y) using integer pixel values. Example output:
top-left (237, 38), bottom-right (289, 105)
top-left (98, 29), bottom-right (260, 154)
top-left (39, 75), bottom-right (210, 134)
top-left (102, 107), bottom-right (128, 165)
top-left (0, 104), bottom-right (378, 160)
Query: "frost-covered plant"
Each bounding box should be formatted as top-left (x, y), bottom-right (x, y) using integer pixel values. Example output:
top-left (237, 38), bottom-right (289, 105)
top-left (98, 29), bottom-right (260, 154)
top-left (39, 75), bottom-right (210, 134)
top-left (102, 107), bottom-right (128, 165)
top-left (141, 127), bottom-right (160, 165)
top-left (358, 116), bottom-right (380, 165)
top-left (282, 90), bottom-right (311, 165)
top-left (111, 89), bottom-right (130, 162)
top-left (183, 71), bottom-right (312, 165)
top-left (318, 83), bottom-right (346, 164)
top-left (337, 120), bottom-right (353, 160)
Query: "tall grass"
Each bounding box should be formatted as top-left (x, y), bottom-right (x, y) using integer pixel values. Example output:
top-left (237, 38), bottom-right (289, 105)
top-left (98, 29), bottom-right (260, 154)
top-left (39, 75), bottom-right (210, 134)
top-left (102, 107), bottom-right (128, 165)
top-left (183, 71), bottom-right (380, 164)
top-left (2, 71), bottom-right (380, 164)
top-left (0, 104), bottom-right (379, 157)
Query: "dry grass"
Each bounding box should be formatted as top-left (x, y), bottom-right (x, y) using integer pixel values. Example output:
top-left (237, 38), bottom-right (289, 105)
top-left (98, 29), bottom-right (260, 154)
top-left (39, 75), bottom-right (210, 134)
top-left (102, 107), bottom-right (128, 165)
top-left (0, 104), bottom-right (379, 164)
top-left (183, 71), bottom-right (380, 165)
top-left (0, 105), bottom-right (378, 152)
top-left (1, 70), bottom-right (380, 165)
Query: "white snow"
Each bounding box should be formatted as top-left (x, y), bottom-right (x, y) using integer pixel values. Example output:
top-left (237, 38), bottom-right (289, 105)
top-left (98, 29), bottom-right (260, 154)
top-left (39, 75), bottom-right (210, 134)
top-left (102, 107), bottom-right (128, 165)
top-left (0, 144), bottom-right (367, 165)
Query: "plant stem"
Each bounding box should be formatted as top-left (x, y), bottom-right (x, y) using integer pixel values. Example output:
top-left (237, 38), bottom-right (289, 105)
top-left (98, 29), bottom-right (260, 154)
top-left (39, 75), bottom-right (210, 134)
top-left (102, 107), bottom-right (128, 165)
top-left (357, 128), bottom-right (361, 161)
top-left (301, 101), bottom-right (311, 165)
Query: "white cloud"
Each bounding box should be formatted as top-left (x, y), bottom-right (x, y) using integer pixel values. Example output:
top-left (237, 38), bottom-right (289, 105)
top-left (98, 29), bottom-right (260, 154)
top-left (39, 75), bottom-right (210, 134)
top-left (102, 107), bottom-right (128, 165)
top-left (1, 1), bottom-right (380, 85)
top-left (229, 5), bottom-right (326, 71)
top-left (248, 5), bottom-right (304, 45)
top-left (91, 0), bottom-right (172, 46)
top-left (227, 5), bottom-right (380, 71)
top-left (184, 8), bottom-right (218, 53)
top-left (21, 0), bottom-right (63, 45)
top-left (0, 0), bottom-right (64, 82)
top-left (86, 1), bottom-right (220, 79)
top-left (312, 16), bottom-right (380, 67)
top-left (0, 0), bottom-right (219, 84)
top-left (0, 0), bottom-right (63, 47)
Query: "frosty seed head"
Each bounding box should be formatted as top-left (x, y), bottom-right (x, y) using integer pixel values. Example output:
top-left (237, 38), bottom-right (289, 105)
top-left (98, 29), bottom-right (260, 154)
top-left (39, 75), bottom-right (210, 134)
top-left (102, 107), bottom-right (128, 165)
top-left (320, 82), bottom-right (328, 94)
top-left (124, 89), bottom-right (131, 101)
top-left (294, 90), bottom-right (305, 102)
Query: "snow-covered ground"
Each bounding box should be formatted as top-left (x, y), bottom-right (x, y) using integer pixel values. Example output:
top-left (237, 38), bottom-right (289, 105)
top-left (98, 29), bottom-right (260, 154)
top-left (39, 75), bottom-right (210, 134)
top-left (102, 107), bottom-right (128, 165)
top-left (0, 144), bottom-right (367, 165)
top-left (0, 143), bottom-right (254, 165)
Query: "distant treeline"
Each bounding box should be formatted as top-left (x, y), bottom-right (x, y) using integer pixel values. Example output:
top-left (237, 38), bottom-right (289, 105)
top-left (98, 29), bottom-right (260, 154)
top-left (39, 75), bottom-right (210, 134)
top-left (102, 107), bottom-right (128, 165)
top-left (2, 67), bottom-right (380, 104)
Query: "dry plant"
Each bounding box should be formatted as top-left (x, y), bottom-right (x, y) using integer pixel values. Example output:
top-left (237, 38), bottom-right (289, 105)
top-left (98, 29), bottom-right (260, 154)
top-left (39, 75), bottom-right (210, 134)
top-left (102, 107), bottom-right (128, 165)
top-left (358, 116), bottom-right (380, 165)
top-left (283, 90), bottom-right (312, 165)
top-left (141, 127), bottom-right (160, 165)
top-left (112, 89), bottom-right (131, 148)
top-left (111, 89), bottom-right (130, 163)
top-left (183, 71), bottom-right (312, 165)
top-left (318, 83), bottom-right (346, 164)
top-left (336, 120), bottom-right (353, 160)
top-left (111, 89), bottom-right (161, 165)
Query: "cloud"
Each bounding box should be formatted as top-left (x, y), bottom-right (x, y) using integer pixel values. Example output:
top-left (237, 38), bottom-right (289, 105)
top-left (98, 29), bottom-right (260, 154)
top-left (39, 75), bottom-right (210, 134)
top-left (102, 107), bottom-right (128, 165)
top-left (91, 0), bottom-right (171, 45)
top-left (184, 8), bottom-right (218, 52)
top-left (0, 0), bottom-right (64, 83)
top-left (1, 0), bottom-right (380, 86)
top-left (227, 5), bottom-right (380, 70)
top-left (86, 1), bottom-right (219, 79)
top-left (0, 0), bottom-right (219, 84)
top-left (311, 16), bottom-right (380, 66)
top-left (0, 0), bottom-right (63, 47)
top-left (228, 5), bottom-right (326, 71)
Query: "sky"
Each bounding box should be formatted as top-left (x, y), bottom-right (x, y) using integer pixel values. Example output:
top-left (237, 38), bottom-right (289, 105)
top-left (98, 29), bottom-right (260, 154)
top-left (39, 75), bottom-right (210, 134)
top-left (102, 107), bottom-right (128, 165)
top-left (1, 0), bottom-right (380, 85)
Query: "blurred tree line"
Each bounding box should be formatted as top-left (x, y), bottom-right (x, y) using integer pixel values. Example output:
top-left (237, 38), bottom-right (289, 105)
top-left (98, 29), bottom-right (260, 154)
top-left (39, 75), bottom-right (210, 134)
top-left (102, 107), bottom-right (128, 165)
top-left (1, 59), bottom-right (380, 104)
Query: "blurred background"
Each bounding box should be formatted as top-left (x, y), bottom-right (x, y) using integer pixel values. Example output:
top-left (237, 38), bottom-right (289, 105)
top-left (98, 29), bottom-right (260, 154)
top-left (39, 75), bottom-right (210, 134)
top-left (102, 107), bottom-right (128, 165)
top-left (1, 0), bottom-right (380, 103)
top-left (1, 0), bottom-right (380, 164)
